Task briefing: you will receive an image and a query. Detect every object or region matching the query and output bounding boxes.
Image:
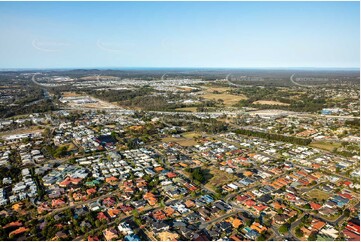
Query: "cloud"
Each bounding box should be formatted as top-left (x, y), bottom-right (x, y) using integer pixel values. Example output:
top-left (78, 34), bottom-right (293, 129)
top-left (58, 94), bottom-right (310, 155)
top-left (96, 39), bottom-right (136, 54)
top-left (32, 39), bottom-right (70, 52)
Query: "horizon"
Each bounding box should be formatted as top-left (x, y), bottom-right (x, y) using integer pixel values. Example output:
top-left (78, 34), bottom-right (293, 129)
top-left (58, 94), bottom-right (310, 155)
top-left (0, 66), bottom-right (360, 72)
top-left (0, 1), bottom-right (359, 69)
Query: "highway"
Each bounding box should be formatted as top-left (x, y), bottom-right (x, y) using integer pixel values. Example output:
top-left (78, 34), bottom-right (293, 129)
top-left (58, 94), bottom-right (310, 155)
top-left (290, 73), bottom-right (312, 88)
top-left (32, 74), bottom-right (66, 88)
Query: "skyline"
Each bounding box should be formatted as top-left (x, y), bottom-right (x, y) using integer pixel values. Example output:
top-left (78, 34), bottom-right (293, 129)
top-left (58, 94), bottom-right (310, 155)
top-left (0, 1), bottom-right (359, 69)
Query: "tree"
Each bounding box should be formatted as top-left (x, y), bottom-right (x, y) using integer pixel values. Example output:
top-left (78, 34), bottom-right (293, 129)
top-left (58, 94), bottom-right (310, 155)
top-left (279, 223), bottom-right (290, 234)
top-left (308, 232), bottom-right (317, 241)
top-left (134, 217), bottom-right (142, 226)
top-left (303, 204), bottom-right (311, 210)
top-left (132, 209), bottom-right (139, 219)
top-left (302, 214), bottom-right (309, 223)
top-left (257, 234), bottom-right (266, 241)
top-left (95, 220), bottom-right (101, 227)
top-left (295, 228), bottom-right (304, 238)
top-left (43, 127), bottom-right (51, 138)
top-left (54, 145), bottom-right (68, 158)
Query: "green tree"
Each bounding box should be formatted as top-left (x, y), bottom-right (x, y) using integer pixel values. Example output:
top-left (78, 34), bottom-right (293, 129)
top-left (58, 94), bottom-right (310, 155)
top-left (295, 228), bottom-right (304, 238)
top-left (308, 232), bottom-right (317, 241)
top-left (279, 223), bottom-right (290, 234)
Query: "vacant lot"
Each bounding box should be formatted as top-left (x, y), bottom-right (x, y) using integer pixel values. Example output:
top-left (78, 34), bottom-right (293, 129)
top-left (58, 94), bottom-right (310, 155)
top-left (310, 141), bottom-right (342, 152)
top-left (161, 132), bottom-right (201, 146)
top-left (61, 92), bottom-right (79, 97)
top-left (349, 197), bottom-right (360, 207)
top-left (253, 100), bottom-right (290, 106)
top-left (205, 166), bottom-right (238, 189)
top-left (305, 189), bottom-right (331, 201)
top-left (200, 86), bottom-right (247, 106)
top-left (175, 107), bottom-right (198, 112)
top-left (204, 87), bottom-right (231, 93)
top-left (61, 92), bottom-right (120, 109)
top-left (182, 132), bottom-right (200, 139)
top-left (78, 75), bottom-right (118, 81)
top-left (1, 127), bottom-right (44, 137)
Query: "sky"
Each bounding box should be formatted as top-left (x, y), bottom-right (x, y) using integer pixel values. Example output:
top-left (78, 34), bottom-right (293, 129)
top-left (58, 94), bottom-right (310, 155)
top-left (0, 1), bottom-right (359, 69)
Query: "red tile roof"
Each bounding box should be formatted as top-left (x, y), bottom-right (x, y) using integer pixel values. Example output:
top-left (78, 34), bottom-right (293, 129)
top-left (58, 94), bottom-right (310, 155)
top-left (338, 192), bottom-right (353, 200)
top-left (236, 195), bottom-right (249, 203)
top-left (244, 199), bottom-right (256, 207)
top-left (3, 221), bottom-right (22, 229)
top-left (51, 199), bottom-right (65, 208)
top-left (87, 188), bottom-right (97, 195)
top-left (97, 212), bottom-right (109, 221)
top-left (346, 221), bottom-right (360, 234)
top-left (9, 227), bottom-right (29, 237)
top-left (167, 172), bottom-right (177, 178)
top-left (253, 204), bottom-right (268, 212)
top-left (310, 202), bottom-right (322, 210)
top-left (88, 236), bottom-right (100, 241)
top-left (343, 229), bottom-right (360, 241)
top-left (311, 220), bottom-right (326, 231)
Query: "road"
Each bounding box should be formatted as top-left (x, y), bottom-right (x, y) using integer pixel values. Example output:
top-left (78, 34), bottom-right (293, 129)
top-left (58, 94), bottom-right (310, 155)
top-left (31, 74), bottom-right (66, 87)
top-left (37, 190), bottom-right (122, 220)
top-left (298, 181), bottom-right (325, 194)
top-left (292, 162), bottom-right (354, 182)
top-left (281, 196), bottom-right (359, 227)
top-left (295, 113), bottom-right (359, 120)
top-left (152, 145), bottom-right (216, 196)
top-left (60, 99), bottom-right (359, 121)
top-left (270, 226), bottom-right (284, 241)
top-left (199, 211), bottom-right (238, 229)
top-left (72, 194), bottom-right (197, 241)
top-left (161, 73), bottom-right (168, 81)
top-left (288, 213), bottom-right (306, 240)
top-left (290, 74), bottom-right (311, 88)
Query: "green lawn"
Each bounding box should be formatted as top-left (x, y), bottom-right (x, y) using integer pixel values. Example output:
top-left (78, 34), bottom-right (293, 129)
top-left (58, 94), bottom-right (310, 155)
top-left (305, 189), bottom-right (331, 201)
top-left (309, 141), bottom-right (342, 152)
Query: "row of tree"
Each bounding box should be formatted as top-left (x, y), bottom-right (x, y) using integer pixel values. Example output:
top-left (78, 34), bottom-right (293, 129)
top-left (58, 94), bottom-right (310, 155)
top-left (235, 129), bottom-right (312, 145)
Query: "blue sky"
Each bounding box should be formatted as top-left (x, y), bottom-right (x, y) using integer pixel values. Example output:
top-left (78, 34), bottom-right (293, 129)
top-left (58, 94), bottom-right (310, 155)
top-left (0, 1), bottom-right (359, 69)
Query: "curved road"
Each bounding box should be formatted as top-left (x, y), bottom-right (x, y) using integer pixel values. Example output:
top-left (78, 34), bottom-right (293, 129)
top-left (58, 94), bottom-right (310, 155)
top-left (290, 74), bottom-right (312, 88)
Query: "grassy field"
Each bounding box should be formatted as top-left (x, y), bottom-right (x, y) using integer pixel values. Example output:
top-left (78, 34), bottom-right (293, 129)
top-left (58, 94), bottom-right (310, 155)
top-left (203, 87), bottom-right (231, 93)
top-left (0, 127), bottom-right (44, 137)
top-left (161, 132), bottom-right (201, 146)
top-left (253, 100), bottom-right (290, 106)
top-left (305, 189), bottom-right (331, 201)
top-left (65, 143), bottom-right (77, 151)
top-left (348, 197), bottom-right (360, 207)
top-left (182, 132), bottom-right (200, 139)
top-left (78, 75), bottom-right (117, 80)
top-left (200, 86), bottom-right (247, 106)
top-left (62, 92), bottom-right (120, 109)
top-left (175, 107), bottom-right (198, 112)
top-left (61, 92), bottom-right (79, 97)
top-left (205, 166), bottom-right (238, 189)
top-left (310, 141), bottom-right (342, 152)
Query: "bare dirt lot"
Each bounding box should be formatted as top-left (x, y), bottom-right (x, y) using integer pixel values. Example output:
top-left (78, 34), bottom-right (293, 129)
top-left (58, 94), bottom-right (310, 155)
top-left (0, 127), bottom-right (44, 137)
top-left (161, 132), bottom-right (200, 146)
top-left (78, 76), bottom-right (118, 81)
top-left (61, 92), bottom-right (79, 97)
top-left (175, 107), bottom-right (198, 112)
top-left (253, 100), bottom-right (290, 106)
top-left (200, 86), bottom-right (247, 106)
top-left (60, 92), bottom-right (121, 109)
top-left (205, 167), bottom-right (238, 190)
